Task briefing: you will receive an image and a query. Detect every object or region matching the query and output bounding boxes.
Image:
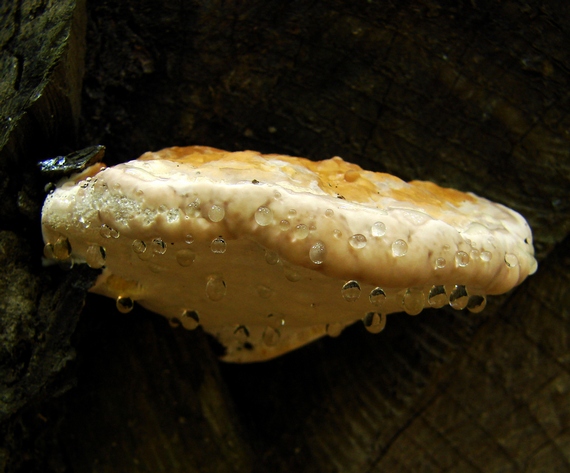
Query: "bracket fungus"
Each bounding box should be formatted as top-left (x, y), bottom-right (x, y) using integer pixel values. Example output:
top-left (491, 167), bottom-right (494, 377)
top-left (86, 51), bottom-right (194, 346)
top-left (41, 146), bottom-right (537, 362)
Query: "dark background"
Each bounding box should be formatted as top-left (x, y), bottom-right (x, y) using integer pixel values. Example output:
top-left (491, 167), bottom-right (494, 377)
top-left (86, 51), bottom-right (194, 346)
top-left (0, 1), bottom-right (569, 471)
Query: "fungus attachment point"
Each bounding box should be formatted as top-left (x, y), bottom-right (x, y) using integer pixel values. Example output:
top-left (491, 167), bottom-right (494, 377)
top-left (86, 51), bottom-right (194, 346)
top-left (41, 146), bottom-right (537, 362)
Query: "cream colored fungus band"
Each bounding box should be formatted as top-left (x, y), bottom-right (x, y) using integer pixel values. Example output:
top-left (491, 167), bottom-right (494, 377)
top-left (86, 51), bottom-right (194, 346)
top-left (41, 146), bottom-right (537, 362)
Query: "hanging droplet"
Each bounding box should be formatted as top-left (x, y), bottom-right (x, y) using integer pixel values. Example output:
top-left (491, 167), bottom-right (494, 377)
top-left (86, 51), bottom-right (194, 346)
top-left (255, 206), bottom-right (273, 226)
top-left (52, 236), bottom-right (71, 260)
top-left (369, 287), bottom-right (386, 307)
top-left (326, 322), bottom-right (344, 337)
top-left (428, 285), bottom-right (448, 308)
top-left (371, 221), bottom-right (386, 237)
top-left (151, 237), bottom-right (167, 255)
top-left (210, 237), bottom-right (227, 253)
top-left (176, 249), bottom-right (196, 266)
top-left (466, 293), bottom-right (487, 313)
top-left (309, 241), bottom-right (326, 264)
top-left (85, 244), bottom-right (106, 268)
top-left (455, 251), bottom-right (470, 267)
top-left (293, 224), bottom-right (309, 239)
top-left (208, 204), bottom-right (225, 222)
top-left (263, 326), bottom-right (280, 346)
top-left (206, 274), bottom-right (227, 301)
top-left (449, 285), bottom-right (469, 310)
top-left (403, 288), bottom-right (424, 315)
top-left (116, 296), bottom-right (134, 314)
top-left (362, 312), bottom-right (387, 334)
top-left (341, 280), bottom-right (361, 301)
top-left (391, 239), bottom-right (408, 257)
top-left (180, 310), bottom-right (200, 330)
top-left (349, 234), bottom-right (367, 249)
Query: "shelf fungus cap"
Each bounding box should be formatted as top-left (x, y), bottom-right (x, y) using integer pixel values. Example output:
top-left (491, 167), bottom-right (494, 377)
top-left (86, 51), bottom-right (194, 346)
top-left (41, 146), bottom-right (537, 362)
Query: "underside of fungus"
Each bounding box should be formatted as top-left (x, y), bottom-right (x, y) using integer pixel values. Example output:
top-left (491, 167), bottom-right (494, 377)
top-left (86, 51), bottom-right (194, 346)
top-left (41, 146), bottom-right (537, 362)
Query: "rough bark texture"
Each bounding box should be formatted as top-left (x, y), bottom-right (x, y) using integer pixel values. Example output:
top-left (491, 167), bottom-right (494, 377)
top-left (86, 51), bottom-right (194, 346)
top-left (1, 1), bottom-right (569, 472)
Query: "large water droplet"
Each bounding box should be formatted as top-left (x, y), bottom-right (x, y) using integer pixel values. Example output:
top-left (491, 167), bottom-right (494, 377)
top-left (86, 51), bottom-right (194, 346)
top-left (362, 312), bottom-right (386, 333)
top-left (467, 293), bottom-right (487, 313)
top-left (206, 274), bottom-right (227, 301)
top-left (181, 310), bottom-right (200, 330)
top-left (309, 241), bottom-right (326, 264)
top-left (116, 296), bottom-right (134, 314)
top-left (211, 237), bottom-right (227, 253)
top-left (504, 253), bottom-right (519, 268)
top-left (52, 236), bottom-right (71, 259)
top-left (349, 234), bottom-right (367, 249)
top-left (341, 280), bottom-right (361, 301)
top-left (326, 322), bottom-right (344, 337)
top-left (455, 251), bottom-right (470, 267)
top-left (86, 244), bottom-right (106, 268)
top-left (208, 204), bottom-right (225, 222)
top-left (403, 288), bottom-right (424, 315)
top-left (255, 206), bottom-right (273, 226)
top-left (263, 326), bottom-right (280, 346)
top-left (391, 239), bottom-right (408, 257)
top-left (293, 224), bottom-right (309, 239)
top-left (151, 238), bottom-right (167, 255)
top-left (176, 249), bottom-right (196, 266)
top-left (428, 285), bottom-right (448, 308)
top-left (369, 287), bottom-right (386, 307)
top-left (371, 221), bottom-right (386, 237)
top-left (449, 285), bottom-right (469, 310)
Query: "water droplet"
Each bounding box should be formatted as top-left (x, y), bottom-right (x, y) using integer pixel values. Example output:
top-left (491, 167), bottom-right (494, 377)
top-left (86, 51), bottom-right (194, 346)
top-left (403, 288), bottom-right (424, 315)
top-left (181, 310), bottom-right (200, 330)
top-left (362, 312), bottom-right (387, 333)
top-left (480, 251), bottom-right (492, 262)
top-left (288, 209), bottom-right (297, 218)
top-left (100, 224), bottom-right (119, 239)
top-left (274, 190), bottom-right (281, 199)
top-left (263, 326), bottom-right (280, 346)
top-left (341, 280), bottom-right (361, 301)
top-left (333, 229), bottom-right (342, 239)
top-left (369, 287), bottom-right (386, 307)
top-left (449, 285), bottom-right (469, 310)
top-left (151, 238), bottom-right (167, 254)
top-left (428, 285), bottom-right (447, 308)
top-left (435, 257), bottom-right (446, 269)
top-left (266, 313), bottom-right (285, 329)
top-left (325, 209), bottom-right (334, 217)
top-left (309, 241), bottom-right (326, 264)
top-left (169, 317), bottom-right (181, 328)
top-left (211, 237), bottom-right (227, 253)
top-left (132, 239), bottom-right (147, 254)
top-left (186, 199), bottom-right (201, 218)
top-left (325, 322), bottom-right (343, 337)
top-left (234, 325), bottom-right (250, 341)
top-left (257, 285), bottom-right (274, 299)
top-left (265, 249), bottom-right (280, 265)
top-left (43, 243), bottom-right (55, 259)
top-left (293, 224), bottom-right (309, 239)
top-left (371, 221), bottom-right (386, 237)
top-left (279, 220), bottom-right (290, 231)
top-left (349, 234), bottom-right (367, 249)
top-left (52, 236), bottom-right (71, 259)
top-left (116, 296), bottom-right (134, 314)
top-left (176, 249), bottom-right (196, 266)
top-left (455, 251), bottom-right (470, 267)
top-left (391, 239), bottom-right (408, 257)
top-left (284, 266), bottom-right (301, 282)
top-left (470, 249), bottom-right (480, 260)
top-left (255, 206), bottom-right (273, 226)
top-left (166, 208), bottom-right (180, 223)
top-left (206, 274), bottom-right (226, 301)
top-left (85, 244), bottom-right (106, 268)
top-left (184, 234), bottom-right (194, 244)
top-left (504, 253), bottom-right (519, 268)
top-left (467, 293), bottom-right (487, 313)
top-left (207, 204), bottom-right (225, 222)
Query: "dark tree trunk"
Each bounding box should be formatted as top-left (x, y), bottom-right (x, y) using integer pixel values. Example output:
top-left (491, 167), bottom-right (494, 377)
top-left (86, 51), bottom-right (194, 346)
top-left (1, 1), bottom-right (569, 472)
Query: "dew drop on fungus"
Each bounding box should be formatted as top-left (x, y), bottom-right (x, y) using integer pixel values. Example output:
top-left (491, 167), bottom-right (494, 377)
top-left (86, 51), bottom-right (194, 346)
top-left (293, 224), bottom-right (309, 239)
top-left (341, 280), bottom-right (361, 301)
top-left (279, 220), bottom-right (290, 231)
top-left (52, 236), bottom-right (71, 259)
top-left (480, 251), bottom-right (492, 262)
top-left (100, 224), bottom-right (119, 239)
top-left (186, 199), bottom-right (201, 218)
top-left (206, 274), bottom-right (227, 301)
top-left (288, 209), bottom-right (297, 218)
top-left (369, 287), bottom-right (386, 307)
top-left (265, 249), bottom-right (280, 265)
top-left (266, 313), bottom-right (285, 329)
top-left (255, 206), bottom-right (273, 226)
top-left (467, 293), bottom-right (487, 313)
top-left (263, 326), bottom-right (280, 346)
top-left (428, 285), bottom-right (448, 308)
top-left (403, 288), bottom-right (424, 315)
top-left (449, 285), bottom-right (469, 310)
top-left (256, 285), bottom-right (274, 299)
top-left (169, 317), bottom-right (181, 328)
top-left (325, 209), bottom-right (334, 218)
top-left (176, 249), bottom-right (196, 266)
top-left (349, 234), bottom-right (367, 249)
top-left (435, 257), bottom-right (446, 269)
top-left (391, 239), bottom-right (408, 257)
top-left (283, 266), bottom-right (301, 282)
top-left (132, 239), bottom-right (147, 254)
top-left (326, 322), bottom-right (344, 338)
top-left (333, 229), bottom-right (342, 239)
top-left (85, 244), bottom-right (106, 268)
top-left (116, 296), bottom-right (134, 314)
top-left (181, 310), bottom-right (200, 330)
top-left (43, 243), bottom-right (55, 259)
top-left (309, 241), bottom-right (326, 264)
top-left (504, 253), bottom-right (519, 267)
top-left (362, 312), bottom-right (387, 333)
top-left (151, 238), bottom-right (167, 254)
top-left (184, 234), bottom-right (194, 244)
top-left (371, 221), bottom-right (386, 237)
top-left (211, 237), bottom-right (227, 254)
top-left (455, 251), bottom-right (470, 267)
top-left (208, 204), bottom-right (225, 222)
